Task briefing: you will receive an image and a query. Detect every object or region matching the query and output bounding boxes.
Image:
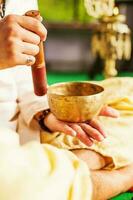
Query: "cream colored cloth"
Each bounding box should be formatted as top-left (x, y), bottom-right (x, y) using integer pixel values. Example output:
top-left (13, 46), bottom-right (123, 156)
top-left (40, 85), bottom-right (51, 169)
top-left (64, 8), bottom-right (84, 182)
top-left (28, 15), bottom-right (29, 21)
top-left (0, 127), bottom-right (92, 200)
top-left (41, 78), bottom-right (133, 169)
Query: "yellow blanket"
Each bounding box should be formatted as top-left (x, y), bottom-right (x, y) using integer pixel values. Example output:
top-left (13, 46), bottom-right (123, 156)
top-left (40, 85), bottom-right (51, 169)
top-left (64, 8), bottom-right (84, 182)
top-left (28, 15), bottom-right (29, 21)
top-left (41, 77), bottom-right (133, 169)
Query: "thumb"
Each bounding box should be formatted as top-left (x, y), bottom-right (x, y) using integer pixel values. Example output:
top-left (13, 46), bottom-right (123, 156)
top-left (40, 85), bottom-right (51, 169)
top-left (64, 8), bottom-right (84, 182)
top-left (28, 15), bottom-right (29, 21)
top-left (99, 106), bottom-right (120, 118)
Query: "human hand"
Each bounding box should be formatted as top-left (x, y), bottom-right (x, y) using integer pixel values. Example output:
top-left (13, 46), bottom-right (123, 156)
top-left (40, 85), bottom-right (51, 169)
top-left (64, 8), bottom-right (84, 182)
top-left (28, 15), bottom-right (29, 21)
top-left (0, 14), bottom-right (47, 69)
top-left (44, 106), bottom-right (119, 147)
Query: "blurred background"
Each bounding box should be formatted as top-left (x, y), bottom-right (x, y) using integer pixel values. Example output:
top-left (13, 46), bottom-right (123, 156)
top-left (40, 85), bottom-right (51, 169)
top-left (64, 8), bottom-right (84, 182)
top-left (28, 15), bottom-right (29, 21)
top-left (38, 0), bottom-right (133, 85)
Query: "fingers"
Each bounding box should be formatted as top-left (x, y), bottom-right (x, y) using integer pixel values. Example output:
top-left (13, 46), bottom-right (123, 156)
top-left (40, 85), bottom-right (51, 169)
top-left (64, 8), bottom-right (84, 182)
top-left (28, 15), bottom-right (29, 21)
top-left (16, 15), bottom-right (47, 41)
top-left (79, 123), bottom-right (105, 142)
top-left (44, 113), bottom-right (105, 147)
top-left (99, 105), bottom-right (120, 118)
top-left (21, 42), bottom-right (39, 56)
top-left (69, 124), bottom-right (93, 146)
top-left (34, 15), bottom-right (43, 22)
top-left (4, 15), bottom-right (44, 44)
top-left (44, 113), bottom-right (77, 137)
top-left (19, 26), bottom-right (41, 45)
top-left (55, 123), bottom-right (77, 137)
top-left (89, 119), bottom-right (107, 138)
top-left (2, 14), bottom-right (47, 68)
top-left (14, 53), bottom-right (35, 66)
top-left (8, 40), bottom-right (39, 66)
top-left (0, 14), bottom-right (46, 68)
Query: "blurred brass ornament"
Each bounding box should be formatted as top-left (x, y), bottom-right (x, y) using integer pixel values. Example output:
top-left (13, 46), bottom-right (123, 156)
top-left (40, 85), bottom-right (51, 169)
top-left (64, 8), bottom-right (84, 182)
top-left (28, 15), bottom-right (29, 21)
top-left (48, 82), bottom-right (104, 123)
top-left (84, 0), bottom-right (114, 18)
top-left (85, 0), bottom-right (131, 78)
top-left (92, 14), bottom-right (131, 77)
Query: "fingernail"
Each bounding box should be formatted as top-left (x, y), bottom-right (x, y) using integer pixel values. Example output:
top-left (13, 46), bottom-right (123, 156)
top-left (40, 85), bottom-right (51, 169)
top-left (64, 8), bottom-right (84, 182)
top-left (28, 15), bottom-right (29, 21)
top-left (102, 131), bottom-right (107, 138)
top-left (109, 108), bottom-right (120, 117)
top-left (98, 135), bottom-right (105, 141)
top-left (71, 131), bottom-right (77, 137)
top-left (41, 36), bottom-right (45, 41)
top-left (42, 36), bottom-right (47, 42)
top-left (86, 140), bottom-right (93, 147)
top-left (103, 134), bottom-right (107, 138)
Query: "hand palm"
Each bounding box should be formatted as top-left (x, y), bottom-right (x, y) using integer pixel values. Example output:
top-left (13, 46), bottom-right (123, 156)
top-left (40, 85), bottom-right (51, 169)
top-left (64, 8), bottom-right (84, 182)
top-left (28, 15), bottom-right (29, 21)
top-left (44, 106), bottom-right (119, 146)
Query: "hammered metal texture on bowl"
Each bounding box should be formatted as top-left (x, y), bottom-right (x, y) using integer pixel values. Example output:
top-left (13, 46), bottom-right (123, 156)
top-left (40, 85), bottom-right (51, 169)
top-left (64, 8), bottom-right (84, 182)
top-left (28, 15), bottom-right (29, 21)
top-left (48, 82), bottom-right (104, 123)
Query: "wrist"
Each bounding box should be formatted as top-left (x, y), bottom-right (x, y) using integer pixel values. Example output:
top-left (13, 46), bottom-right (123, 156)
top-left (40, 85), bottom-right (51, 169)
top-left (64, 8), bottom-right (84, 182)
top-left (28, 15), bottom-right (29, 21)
top-left (34, 109), bottom-right (52, 132)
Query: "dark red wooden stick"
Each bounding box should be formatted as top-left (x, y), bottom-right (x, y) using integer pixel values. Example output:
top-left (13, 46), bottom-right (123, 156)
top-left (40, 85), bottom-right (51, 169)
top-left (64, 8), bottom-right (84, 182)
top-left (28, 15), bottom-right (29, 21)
top-left (25, 10), bottom-right (47, 96)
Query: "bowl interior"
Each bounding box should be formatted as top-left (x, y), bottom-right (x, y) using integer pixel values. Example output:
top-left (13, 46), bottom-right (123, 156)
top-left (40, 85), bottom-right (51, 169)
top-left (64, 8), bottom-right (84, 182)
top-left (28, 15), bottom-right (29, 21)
top-left (48, 82), bottom-right (104, 97)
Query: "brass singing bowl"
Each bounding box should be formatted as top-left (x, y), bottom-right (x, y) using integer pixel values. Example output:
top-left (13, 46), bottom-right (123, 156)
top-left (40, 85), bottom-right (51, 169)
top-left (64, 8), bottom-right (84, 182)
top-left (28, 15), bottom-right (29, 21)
top-left (47, 82), bottom-right (104, 123)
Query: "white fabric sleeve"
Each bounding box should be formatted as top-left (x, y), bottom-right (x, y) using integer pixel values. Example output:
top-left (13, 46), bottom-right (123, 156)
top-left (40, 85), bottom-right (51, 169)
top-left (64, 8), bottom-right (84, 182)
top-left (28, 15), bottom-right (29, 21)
top-left (13, 66), bottom-right (49, 126)
top-left (6, 0), bottom-right (38, 15)
top-left (0, 128), bottom-right (92, 200)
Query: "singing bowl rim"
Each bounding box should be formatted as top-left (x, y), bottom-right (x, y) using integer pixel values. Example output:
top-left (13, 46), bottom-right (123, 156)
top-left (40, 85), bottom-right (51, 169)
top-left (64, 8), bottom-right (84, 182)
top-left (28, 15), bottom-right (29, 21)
top-left (47, 81), bottom-right (104, 97)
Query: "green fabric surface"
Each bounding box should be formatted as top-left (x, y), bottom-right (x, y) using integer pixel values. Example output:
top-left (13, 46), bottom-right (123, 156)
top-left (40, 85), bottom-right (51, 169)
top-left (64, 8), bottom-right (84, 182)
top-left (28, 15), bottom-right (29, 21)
top-left (47, 71), bottom-right (133, 200)
top-left (47, 72), bottom-right (90, 85)
top-left (47, 71), bottom-right (133, 85)
top-left (111, 192), bottom-right (133, 200)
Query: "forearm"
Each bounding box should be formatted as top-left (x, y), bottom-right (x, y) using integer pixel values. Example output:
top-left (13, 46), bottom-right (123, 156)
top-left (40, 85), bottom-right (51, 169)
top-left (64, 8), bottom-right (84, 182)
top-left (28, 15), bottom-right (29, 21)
top-left (73, 150), bottom-right (133, 199)
top-left (91, 164), bottom-right (133, 200)
top-left (72, 149), bottom-right (107, 170)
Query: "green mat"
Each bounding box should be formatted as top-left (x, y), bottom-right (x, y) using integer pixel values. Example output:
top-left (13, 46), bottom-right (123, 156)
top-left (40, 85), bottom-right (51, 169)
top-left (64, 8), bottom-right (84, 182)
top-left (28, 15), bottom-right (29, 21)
top-left (47, 72), bottom-right (89, 85)
top-left (111, 192), bottom-right (133, 200)
top-left (47, 71), bottom-right (133, 85)
top-left (47, 71), bottom-right (133, 200)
